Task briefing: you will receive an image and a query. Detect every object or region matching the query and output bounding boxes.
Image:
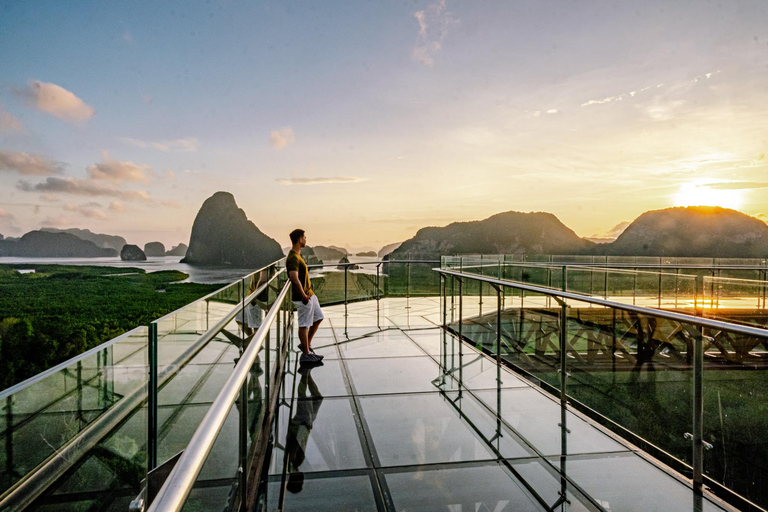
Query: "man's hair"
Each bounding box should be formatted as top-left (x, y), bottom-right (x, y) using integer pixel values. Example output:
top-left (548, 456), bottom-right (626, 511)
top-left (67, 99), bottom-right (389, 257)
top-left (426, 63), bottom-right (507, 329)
top-left (289, 229), bottom-right (305, 244)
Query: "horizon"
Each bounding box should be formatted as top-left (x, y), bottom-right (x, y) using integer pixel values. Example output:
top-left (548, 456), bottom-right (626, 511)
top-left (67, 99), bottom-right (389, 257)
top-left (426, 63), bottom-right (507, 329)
top-left (1, 1), bottom-right (767, 249)
top-left (1, 201), bottom-right (764, 254)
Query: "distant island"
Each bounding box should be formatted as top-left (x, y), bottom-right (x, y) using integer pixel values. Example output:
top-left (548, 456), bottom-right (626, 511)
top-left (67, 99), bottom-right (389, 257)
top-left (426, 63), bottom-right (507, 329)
top-left (0, 231), bottom-right (117, 258)
top-left (312, 245), bottom-right (348, 261)
top-left (181, 191), bottom-right (284, 267)
top-left (595, 206), bottom-right (768, 257)
top-left (41, 227), bottom-right (126, 252)
top-left (390, 206), bottom-right (768, 259)
top-left (356, 251), bottom-right (377, 257)
top-left (391, 211), bottom-right (593, 259)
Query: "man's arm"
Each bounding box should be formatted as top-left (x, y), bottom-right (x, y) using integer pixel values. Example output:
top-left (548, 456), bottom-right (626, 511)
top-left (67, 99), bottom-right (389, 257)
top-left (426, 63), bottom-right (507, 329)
top-left (288, 270), bottom-right (310, 304)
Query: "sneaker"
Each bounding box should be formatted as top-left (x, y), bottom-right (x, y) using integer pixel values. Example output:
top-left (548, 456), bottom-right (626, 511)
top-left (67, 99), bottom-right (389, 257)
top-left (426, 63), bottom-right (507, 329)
top-left (299, 353), bottom-right (323, 365)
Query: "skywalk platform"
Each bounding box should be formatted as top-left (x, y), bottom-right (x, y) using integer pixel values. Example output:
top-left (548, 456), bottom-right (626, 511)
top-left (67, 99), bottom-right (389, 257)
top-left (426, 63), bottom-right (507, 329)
top-left (265, 298), bottom-right (733, 512)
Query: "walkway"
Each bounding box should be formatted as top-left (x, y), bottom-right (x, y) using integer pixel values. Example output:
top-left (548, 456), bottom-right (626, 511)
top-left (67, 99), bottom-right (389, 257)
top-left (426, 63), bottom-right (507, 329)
top-left (267, 298), bottom-right (733, 511)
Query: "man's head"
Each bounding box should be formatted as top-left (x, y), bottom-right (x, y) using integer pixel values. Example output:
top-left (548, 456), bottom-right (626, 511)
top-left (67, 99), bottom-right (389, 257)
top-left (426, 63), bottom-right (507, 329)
top-left (289, 228), bottom-right (306, 247)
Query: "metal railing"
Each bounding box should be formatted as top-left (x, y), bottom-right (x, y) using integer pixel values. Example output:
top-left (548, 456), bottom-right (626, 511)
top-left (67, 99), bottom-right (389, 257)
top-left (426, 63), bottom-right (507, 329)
top-left (437, 267), bottom-right (768, 512)
top-left (0, 261), bottom-right (284, 511)
top-left (145, 278), bottom-right (292, 512)
top-left (307, 259), bottom-right (441, 305)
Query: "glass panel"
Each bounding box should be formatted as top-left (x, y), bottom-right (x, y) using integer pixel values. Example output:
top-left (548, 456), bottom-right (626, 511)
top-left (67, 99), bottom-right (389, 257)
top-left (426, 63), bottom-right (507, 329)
top-left (0, 326), bottom-right (148, 496)
top-left (703, 323), bottom-right (768, 507)
top-left (384, 462), bottom-right (544, 511)
top-left (358, 393), bottom-right (497, 466)
top-left (344, 357), bottom-right (439, 395)
top-left (267, 473), bottom-right (378, 512)
top-left (270, 397), bottom-right (367, 475)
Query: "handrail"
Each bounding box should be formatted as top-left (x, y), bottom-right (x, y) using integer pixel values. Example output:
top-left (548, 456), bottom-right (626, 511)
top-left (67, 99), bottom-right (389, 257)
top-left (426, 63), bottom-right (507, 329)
top-left (451, 261), bottom-right (701, 279)
top-left (0, 269), bottom-right (285, 512)
top-left (437, 268), bottom-right (768, 339)
top-left (147, 279), bottom-right (292, 512)
top-left (445, 260), bottom-right (768, 271)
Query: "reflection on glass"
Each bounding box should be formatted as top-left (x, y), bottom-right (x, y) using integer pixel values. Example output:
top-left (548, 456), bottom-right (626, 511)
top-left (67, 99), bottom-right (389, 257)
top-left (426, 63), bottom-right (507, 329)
top-left (285, 366), bottom-right (324, 494)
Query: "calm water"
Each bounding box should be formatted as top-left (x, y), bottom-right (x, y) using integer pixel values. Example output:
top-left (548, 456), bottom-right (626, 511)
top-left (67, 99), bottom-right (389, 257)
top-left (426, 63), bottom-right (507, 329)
top-left (0, 255), bottom-right (383, 283)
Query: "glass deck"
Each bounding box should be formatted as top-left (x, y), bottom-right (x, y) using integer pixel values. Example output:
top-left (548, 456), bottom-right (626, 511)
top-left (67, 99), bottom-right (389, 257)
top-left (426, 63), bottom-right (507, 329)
top-left (266, 298), bottom-right (734, 512)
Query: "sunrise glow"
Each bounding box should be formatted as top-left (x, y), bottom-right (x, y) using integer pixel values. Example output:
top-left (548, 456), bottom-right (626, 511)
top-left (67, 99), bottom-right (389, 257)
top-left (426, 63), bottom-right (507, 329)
top-left (673, 182), bottom-right (745, 210)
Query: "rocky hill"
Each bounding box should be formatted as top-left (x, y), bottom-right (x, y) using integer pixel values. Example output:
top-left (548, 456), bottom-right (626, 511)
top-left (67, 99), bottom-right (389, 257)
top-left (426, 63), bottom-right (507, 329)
top-left (166, 243), bottom-right (188, 257)
top-left (41, 228), bottom-right (126, 252)
top-left (144, 242), bottom-right (166, 257)
top-left (378, 242), bottom-right (401, 258)
top-left (0, 231), bottom-right (117, 257)
top-left (391, 211), bottom-right (594, 259)
top-left (181, 192), bottom-right (284, 267)
top-left (598, 206), bottom-right (768, 257)
top-left (312, 245), bottom-right (347, 261)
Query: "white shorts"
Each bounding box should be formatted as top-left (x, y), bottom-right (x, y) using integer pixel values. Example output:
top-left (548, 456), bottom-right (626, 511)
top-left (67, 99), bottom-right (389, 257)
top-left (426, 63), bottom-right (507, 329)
top-left (294, 294), bottom-right (324, 328)
top-left (238, 302), bottom-right (263, 329)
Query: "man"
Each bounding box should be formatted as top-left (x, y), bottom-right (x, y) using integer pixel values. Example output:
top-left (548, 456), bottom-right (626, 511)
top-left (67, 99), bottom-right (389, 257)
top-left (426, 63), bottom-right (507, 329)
top-left (286, 229), bottom-right (324, 364)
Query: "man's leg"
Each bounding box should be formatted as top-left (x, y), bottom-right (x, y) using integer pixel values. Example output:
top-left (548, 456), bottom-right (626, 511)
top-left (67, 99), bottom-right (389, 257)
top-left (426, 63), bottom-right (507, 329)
top-left (298, 327), bottom-right (310, 354)
top-left (307, 318), bottom-right (323, 347)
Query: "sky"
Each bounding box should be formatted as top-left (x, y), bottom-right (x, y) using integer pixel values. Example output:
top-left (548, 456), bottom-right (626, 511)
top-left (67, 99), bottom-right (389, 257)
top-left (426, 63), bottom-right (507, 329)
top-left (1, 0), bottom-right (767, 252)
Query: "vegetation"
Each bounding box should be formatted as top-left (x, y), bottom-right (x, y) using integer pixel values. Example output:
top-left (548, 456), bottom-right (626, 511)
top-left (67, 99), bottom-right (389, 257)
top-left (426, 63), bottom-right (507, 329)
top-left (0, 265), bottom-right (220, 389)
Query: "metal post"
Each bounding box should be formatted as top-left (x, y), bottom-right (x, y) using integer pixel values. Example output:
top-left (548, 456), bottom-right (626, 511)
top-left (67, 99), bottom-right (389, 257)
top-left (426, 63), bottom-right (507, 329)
top-left (496, 284), bottom-right (502, 431)
top-left (560, 302), bottom-right (568, 403)
top-left (458, 278), bottom-right (463, 384)
top-left (238, 280), bottom-right (247, 510)
top-left (693, 330), bottom-right (704, 494)
top-left (658, 271), bottom-right (662, 309)
top-left (441, 274), bottom-right (447, 330)
top-left (238, 362), bottom-right (247, 509)
top-left (344, 265), bottom-right (348, 306)
top-left (561, 266), bottom-right (567, 293)
top-left (6, 396), bottom-right (12, 479)
top-left (695, 275), bottom-right (704, 317)
top-left (406, 261), bottom-right (411, 300)
top-left (148, 322), bottom-right (158, 472)
top-left (376, 263), bottom-right (381, 301)
top-left (633, 270), bottom-right (637, 306)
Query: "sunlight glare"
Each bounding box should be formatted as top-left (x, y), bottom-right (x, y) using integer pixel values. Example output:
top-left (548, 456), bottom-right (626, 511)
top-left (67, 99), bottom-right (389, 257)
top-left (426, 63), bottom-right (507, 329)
top-left (673, 182), bottom-right (744, 209)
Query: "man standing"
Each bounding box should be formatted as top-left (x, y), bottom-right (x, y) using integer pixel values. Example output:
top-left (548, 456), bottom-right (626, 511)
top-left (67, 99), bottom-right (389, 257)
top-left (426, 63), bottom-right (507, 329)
top-left (287, 229), bottom-right (324, 364)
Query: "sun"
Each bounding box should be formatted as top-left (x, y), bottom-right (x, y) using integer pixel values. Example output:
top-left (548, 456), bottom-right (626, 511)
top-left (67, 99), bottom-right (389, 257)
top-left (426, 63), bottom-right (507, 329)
top-left (673, 182), bottom-right (744, 210)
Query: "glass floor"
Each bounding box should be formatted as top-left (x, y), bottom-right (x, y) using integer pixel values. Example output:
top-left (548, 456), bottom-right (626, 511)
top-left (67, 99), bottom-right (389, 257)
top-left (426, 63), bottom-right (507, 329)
top-left (267, 298), bottom-right (735, 512)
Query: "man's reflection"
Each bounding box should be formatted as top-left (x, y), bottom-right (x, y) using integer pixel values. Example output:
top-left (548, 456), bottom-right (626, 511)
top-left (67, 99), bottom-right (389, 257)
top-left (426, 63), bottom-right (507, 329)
top-left (238, 270), bottom-right (269, 337)
top-left (286, 365), bottom-right (324, 493)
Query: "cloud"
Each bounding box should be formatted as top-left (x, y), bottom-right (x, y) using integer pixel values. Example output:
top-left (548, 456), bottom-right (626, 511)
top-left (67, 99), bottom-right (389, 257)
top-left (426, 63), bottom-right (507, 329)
top-left (161, 200), bottom-right (181, 208)
top-left (40, 194), bottom-right (60, 203)
top-left (15, 80), bottom-right (94, 123)
top-left (707, 181), bottom-right (768, 190)
top-left (87, 151), bottom-right (152, 182)
top-left (0, 150), bottom-right (66, 175)
top-left (269, 127), bottom-right (295, 149)
top-left (119, 137), bottom-right (198, 152)
top-left (0, 109), bottom-right (24, 134)
top-left (546, 109), bottom-right (559, 114)
top-left (412, 0), bottom-right (458, 67)
top-left (109, 200), bottom-right (126, 212)
top-left (122, 30), bottom-right (132, 42)
top-left (63, 202), bottom-right (107, 219)
top-left (276, 177), bottom-right (367, 185)
top-left (17, 176), bottom-right (154, 202)
top-left (0, 207), bottom-right (14, 219)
